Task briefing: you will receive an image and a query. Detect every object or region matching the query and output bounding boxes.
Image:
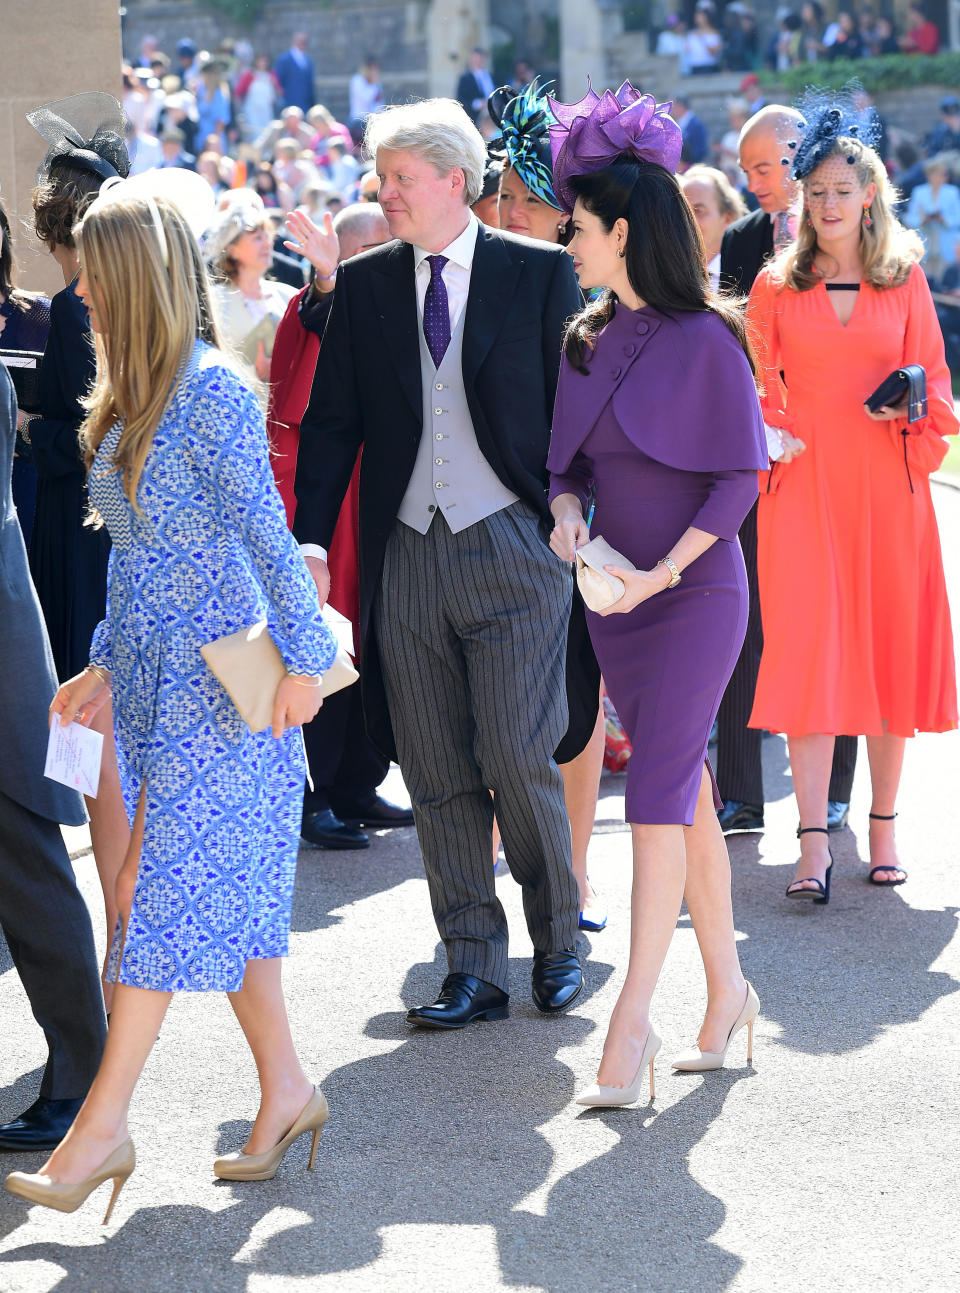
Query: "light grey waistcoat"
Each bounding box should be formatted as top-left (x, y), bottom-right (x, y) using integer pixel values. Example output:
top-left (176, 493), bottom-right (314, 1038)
top-left (397, 307), bottom-right (519, 534)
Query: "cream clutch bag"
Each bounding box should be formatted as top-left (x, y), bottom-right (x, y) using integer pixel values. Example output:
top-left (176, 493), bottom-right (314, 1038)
top-left (575, 536), bottom-right (636, 612)
top-left (200, 616), bottom-right (359, 734)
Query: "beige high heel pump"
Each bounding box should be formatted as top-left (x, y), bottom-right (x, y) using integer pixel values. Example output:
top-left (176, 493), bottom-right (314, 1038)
top-left (575, 1028), bottom-right (662, 1107)
top-left (214, 1088), bottom-right (329, 1181)
top-left (671, 982), bottom-right (760, 1072)
top-left (5, 1138), bottom-right (136, 1224)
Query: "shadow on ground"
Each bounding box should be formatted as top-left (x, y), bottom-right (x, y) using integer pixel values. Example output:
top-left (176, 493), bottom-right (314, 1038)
top-left (0, 956), bottom-right (752, 1293)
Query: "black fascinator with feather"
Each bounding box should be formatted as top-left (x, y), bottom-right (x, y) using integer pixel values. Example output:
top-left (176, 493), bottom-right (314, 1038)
top-left (27, 92), bottom-right (130, 182)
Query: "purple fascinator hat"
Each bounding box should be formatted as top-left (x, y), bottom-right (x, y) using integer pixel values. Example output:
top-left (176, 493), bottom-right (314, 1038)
top-left (547, 81), bottom-right (682, 213)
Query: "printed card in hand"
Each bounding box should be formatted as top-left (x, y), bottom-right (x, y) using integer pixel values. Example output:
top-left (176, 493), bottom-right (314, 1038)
top-left (44, 720), bottom-right (104, 798)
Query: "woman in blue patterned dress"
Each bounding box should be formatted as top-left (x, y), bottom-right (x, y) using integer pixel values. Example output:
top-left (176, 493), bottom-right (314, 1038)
top-left (5, 183), bottom-right (338, 1223)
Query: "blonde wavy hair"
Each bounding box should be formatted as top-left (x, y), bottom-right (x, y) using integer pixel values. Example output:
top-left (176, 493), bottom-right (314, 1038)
top-left (76, 194), bottom-right (220, 507)
top-left (777, 135), bottom-right (923, 291)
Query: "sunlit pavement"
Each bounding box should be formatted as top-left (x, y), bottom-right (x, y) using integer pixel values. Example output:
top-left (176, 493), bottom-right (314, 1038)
top-left (2, 482), bottom-right (957, 1292)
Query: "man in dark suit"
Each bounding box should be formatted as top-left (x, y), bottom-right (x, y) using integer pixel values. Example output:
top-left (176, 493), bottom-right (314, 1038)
top-left (274, 32), bottom-right (316, 114)
top-left (294, 98), bottom-right (583, 1029)
top-left (456, 48), bottom-right (495, 125)
top-left (674, 94), bottom-right (709, 167)
top-left (0, 362), bottom-right (107, 1151)
top-left (717, 105), bottom-right (857, 834)
top-left (276, 201), bottom-right (411, 849)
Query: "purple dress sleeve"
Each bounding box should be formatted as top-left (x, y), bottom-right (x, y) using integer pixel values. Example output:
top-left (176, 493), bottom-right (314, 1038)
top-left (548, 447), bottom-right (593, 512)
top-left (689, 468), bottom-right (759, 541)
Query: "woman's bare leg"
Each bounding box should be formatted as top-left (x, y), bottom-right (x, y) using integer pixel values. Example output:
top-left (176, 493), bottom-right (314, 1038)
top-left (866, 731), bottom-right (907, 881)
top-left (560, 696), bottom-right (605, 913)
top-left (37, 788), bottom-right (171, 1183)
top-left (682, 767), bottom-right (749, 1051)
top-left (86, 698), bottom-right (130, 1012)
top-left (227, 958), bottom-right (314, 1155)
top-left (786, 733), bottom-right (835, 892)
top-left (595, 820), bottom-right (685, 1087)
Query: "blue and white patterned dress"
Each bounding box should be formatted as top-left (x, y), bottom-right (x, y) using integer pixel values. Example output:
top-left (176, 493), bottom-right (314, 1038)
top-left (89, 341), bottom-right (336, 992)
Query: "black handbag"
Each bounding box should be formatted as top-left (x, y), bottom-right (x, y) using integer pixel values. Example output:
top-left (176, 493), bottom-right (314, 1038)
top-left (865, 364), bottom-right (927, 423)
top-left (865, 364), bottom-right (927, 494)
top-left (2, 349), bottom-right (44, 413)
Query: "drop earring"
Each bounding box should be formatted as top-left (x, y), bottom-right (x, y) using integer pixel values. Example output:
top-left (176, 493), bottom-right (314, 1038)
top-left (862, 204), bottom-right (873, 228)
top-left (616, 247), bottom-right (625, 259)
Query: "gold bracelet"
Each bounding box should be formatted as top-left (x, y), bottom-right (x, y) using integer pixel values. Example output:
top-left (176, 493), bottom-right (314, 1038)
top-left (85, 663), bottom-right (112, 686)
top-left (287, 674), bottom-right (323, 688)
top-left (657, 556), bottom-right (681, 589)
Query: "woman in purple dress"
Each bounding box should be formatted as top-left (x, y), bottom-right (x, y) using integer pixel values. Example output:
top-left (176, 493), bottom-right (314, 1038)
top-left (546, 85), bottom-right (768, 1105)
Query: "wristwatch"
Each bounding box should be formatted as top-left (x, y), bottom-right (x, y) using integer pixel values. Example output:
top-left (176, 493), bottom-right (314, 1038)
top-left (657, 556), bottom-right (681, 588)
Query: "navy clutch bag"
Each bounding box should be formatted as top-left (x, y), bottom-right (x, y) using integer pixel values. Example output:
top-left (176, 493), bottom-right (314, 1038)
top-left (865, 365), bottom-right (927, 423)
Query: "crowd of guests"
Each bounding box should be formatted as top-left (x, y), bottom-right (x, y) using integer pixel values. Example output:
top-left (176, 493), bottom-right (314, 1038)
top-left (0, 53), bottom-right (956, 1224)
top-left (657, 0), bottom-right (944, 75)
top-left (668, 82), bottom-right (960, 309)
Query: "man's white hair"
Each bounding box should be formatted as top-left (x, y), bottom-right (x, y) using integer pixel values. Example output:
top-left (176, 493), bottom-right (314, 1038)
top-left (364, 98), bottom-right (487, 205)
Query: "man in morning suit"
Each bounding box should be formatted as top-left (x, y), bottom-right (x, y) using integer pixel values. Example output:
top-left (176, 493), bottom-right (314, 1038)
top-left (274, 32), bottom-right (316, 115)
top-left (0, 362), bottom-right (107, 1151)
top-left (294, 98), bottom-right (584, 1028)
top-left (716, 105), bottom-right (858, 834)
top-left (456, 49), bottom-right (496, 126)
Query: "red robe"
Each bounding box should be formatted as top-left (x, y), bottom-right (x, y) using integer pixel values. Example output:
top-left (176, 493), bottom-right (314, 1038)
top-left (266, 285), bottom-right (361, 636)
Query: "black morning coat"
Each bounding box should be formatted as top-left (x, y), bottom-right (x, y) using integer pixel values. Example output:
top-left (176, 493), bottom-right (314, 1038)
top-left (719, 206), bottom-right (775, 297)
top-left (293, 221), bottom-right (583, 759)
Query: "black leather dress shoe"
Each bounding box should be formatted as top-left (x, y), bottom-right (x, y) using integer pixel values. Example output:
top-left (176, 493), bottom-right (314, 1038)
top-left (406, 972), bottom-right (509, 1029)
top-left (329, 792), bottom-right (414, 828)
top-left (717, 800), bottom-right (765, 834)
top-left (0, 1096), bottom-right (84, 1151)
top-left (300, 808), bottom-right (370, 850)
top-left (531, 947), bottom-right (583, 1014)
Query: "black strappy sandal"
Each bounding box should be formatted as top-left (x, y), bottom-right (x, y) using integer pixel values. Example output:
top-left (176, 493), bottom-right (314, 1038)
top-left (786, 826), bottom-right (833, 904)
top-left (867, 813), bottom-right (908, 886)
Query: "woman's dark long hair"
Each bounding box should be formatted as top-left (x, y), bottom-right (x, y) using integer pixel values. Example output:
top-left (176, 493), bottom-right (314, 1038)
top-left (0, 197), bottom-right (27, 309)
top-left (564, 159), bottom-right (757, 378)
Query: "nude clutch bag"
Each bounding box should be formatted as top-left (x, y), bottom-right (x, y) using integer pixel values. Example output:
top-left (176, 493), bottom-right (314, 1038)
top-left (575, 537), bottom-right (636, 613)
top-left (200, 619), bottom-right (359, 734)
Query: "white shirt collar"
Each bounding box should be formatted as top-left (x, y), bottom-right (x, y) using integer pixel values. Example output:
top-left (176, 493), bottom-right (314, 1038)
top-left (412, 214), bottom-right (479, 273)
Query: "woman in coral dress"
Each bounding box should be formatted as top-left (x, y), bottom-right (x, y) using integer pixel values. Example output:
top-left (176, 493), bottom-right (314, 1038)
top-left (747, 108), bottom-right (958, 903)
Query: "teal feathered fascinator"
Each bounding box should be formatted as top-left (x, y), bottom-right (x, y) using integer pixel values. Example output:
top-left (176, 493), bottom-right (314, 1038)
top-left (487, 79), bottom-right (563, 212)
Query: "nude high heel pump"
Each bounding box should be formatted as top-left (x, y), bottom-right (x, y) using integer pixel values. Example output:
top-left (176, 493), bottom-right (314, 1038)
top-left (575, 1028), bottom-right (661, 1107)
top-left (671, 982), bottom-right (760, 1072)
top-left (5, 1138), bottom-right (136, 1225)
top-left (214, 1088), bottom-right (329, 1181)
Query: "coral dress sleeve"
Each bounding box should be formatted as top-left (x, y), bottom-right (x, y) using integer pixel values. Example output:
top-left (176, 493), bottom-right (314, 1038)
top-left (746, 267), bottom-right (793, 493)
top-left (746, 267), bottom-right (789, 432)
top-left (893, 264), bottom-right (959, 478)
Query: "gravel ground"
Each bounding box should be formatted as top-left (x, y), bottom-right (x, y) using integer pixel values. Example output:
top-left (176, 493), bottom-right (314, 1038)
top-left (1, 484), bottom-right (957, 1293)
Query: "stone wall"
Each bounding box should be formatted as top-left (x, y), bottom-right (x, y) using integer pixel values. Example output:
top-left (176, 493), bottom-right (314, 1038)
top-left (1, 0), bottom-right (123, 297)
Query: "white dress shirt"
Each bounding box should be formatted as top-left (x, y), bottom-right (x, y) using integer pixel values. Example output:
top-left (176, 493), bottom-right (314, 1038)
top-left (301, 214), bottom-right (481, 564)
top-left (706, 251), bottom-right (721, 291)
top-left (412, 215), bottom-right (479, 330)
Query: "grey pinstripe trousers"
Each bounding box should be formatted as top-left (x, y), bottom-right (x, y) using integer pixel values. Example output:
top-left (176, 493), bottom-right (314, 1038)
top-left (374, 502), bottom-right (580, 991)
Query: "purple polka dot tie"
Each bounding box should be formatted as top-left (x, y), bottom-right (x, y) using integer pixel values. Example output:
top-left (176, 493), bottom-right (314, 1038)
top-left (423, 254), bottom-right (451, 369)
